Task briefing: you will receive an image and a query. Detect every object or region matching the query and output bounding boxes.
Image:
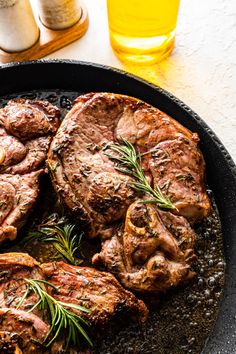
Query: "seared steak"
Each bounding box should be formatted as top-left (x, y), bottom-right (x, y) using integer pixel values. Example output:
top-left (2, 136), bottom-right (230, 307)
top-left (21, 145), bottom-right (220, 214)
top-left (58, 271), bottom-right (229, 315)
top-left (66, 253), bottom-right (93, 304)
top-left (1, 136), bottom-right (51, 175)
top-left (48, 92), bottom-right (210, 240)
top-left (0, 99), bottom-right (60, 245)
top-left (48, 94), bottom-right (135, 238)
top-left (0, 99), bottom-right (59, 140)
top-left (0, 253), bottom-right (43, 313)
top-left (0, 171), bottom-right (42, 244)
top-left (93, 201), bottom-right (196, 294)
top-left (145, 136), bottom-right (210, 221)
top-left (0, 253), bottom-right (64, 353)
top-left (0, 308), bottom-right (50, 354)
top-left (0, 253), bottom-right (148, 351)
top-left (0, 99), bottom-right (60, 175)
top-left (41, 261), bottom-right (148, 327)
top-left (0, 128), bottom-right (27, 170)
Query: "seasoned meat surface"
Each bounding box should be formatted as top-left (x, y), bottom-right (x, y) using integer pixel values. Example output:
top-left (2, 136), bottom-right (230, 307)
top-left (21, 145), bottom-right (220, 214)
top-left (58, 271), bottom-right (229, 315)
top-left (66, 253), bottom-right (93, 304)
top-left (0, 99), bottom-right (60, 245)
top-left (115, 92), bottom-right (211, 221)
top-left (0, 99), bottom-right (59, 139)
top-left (0, 171), bottom-right (42, 244)
top-left (42, 261), bottom-right (148, 327)
top-left (0, 99), bottom-right (60, 175)
top-left (93, 201), bottom-right (196, 294)
top-left (48, 92), bottom-right (210, 241)
top-left (0, 253), bottom-right (65, 353)
top-left (146, 136), bottom-right (210, 221)
top-left (2, 136), bottom-right (51, 175)
top-left (0, 127), bottom-right (27, 169)
top-left (47, 92), bottom-right (209, 294)
top-left (0, 253), bottom-right (43, 313)
top-left (0, 253), bottom-right (148, 352)
top-left (0, 308), bottom-right (49, 354)
top-left (48, 94), bottom-right (136, 238)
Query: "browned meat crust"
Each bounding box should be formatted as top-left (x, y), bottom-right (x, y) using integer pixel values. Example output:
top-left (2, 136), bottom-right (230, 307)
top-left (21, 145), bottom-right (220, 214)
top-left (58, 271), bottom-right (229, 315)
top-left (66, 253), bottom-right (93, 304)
top-left (0, 99), bottom-right (59, 140)
top-left (0, 99), bottom-right (60, 175)
top-left (3, 137), bottom-right (51, 175)
top-left (41, 261), bottom-right (148, 326)
top-left (48, 92), bottom-right (210, 242)
top-left (146, 136), bottom-right (210, 221)
top-left (47, 93), bottom-right (136, 238)
top-left (0, 308), bottom-right (49, 354)
top-left (47, 92), bottom-right (210, 295)
top-left (0, 253), bottom-right (148, 352)
top-left (0, 171), bottom-right (42, 243)
top-left (93, 201), bottom-right (197, 294)
top-left (0, 99), bottom-right (60, 245)
top-left (0, 252), bottom-right (43, 314)
top-left (0, 254), bottom-right (64, 353)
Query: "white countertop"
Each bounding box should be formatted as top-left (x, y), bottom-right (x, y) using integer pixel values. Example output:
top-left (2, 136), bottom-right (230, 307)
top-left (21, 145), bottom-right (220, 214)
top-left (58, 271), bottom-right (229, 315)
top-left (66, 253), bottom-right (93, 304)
top-left (19, 0), bottom-right (236, 163)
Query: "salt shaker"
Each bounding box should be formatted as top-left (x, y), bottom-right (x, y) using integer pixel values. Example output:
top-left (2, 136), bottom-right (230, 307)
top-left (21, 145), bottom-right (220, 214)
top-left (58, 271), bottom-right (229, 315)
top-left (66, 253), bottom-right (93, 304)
top-left (37, 0), bottom-right (82, 30)
top-left (0, 0), bottom-right (39, 52)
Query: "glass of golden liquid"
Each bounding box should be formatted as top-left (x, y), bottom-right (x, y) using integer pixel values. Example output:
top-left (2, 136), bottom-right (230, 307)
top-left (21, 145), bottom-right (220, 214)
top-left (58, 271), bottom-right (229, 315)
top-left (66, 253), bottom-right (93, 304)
top-left (107, 0), bottom-right (180, 64)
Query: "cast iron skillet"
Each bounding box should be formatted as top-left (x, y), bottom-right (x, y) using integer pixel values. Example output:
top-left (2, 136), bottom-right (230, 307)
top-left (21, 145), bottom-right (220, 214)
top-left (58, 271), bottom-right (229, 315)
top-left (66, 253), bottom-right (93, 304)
top-left (0, 60), bottom-right (235, 354)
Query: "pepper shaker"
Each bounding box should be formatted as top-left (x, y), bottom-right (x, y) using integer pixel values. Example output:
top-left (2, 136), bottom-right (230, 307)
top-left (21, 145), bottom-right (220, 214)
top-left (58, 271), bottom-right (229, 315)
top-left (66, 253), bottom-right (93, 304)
top-left (37, 0), bottom-right (82, 30)
top-left (0, 0), bottom-right (39, 52)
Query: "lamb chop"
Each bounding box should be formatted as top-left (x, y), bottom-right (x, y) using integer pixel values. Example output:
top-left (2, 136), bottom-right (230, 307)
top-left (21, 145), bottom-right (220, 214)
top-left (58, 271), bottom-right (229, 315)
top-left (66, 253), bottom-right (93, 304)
top-left (41, 261), bottom-right (148, 327)
top-left (0, 253), bottom-right (148, 352)
top-left (93, 201), bottom-right (197, 294)
top-left (48, 92), bottom-right (210, 242)
top-left (0, 99), bottom-right (60, 245)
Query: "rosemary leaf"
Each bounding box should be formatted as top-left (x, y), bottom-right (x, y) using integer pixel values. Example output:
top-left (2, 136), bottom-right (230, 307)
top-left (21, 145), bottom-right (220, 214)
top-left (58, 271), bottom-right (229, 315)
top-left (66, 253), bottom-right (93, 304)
top-left (18, 278), bottom-right (92, 349)
top-left (107, 138), bottom-right (175, 210)
top-left (21, 214), bottom-right (83, 265)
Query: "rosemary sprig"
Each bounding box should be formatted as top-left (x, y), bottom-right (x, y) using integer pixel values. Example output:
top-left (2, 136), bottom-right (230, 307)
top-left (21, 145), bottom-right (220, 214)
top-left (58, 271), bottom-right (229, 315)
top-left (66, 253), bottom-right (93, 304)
top-left (22, 214), bottom-right (83, 265)
top-left (107, 139), bottom-right (175, 210)
top-left (17, 279), bottom-right (92, 349)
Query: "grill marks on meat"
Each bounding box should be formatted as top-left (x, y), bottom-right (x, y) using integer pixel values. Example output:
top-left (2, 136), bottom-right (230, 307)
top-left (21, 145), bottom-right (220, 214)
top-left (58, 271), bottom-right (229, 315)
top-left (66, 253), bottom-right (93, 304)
top-left (48, 92), bottom-right (210, 241)
top-left (93, 201), bottom-right (196, 294)
top-left (0, 99), bottom-right (60, 245)
top-left (0, 253), bottom-right (148, 352)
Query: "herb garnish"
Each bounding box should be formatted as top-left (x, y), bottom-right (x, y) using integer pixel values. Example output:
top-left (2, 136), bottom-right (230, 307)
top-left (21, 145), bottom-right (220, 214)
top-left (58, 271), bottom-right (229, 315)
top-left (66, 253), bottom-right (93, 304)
top-left (107, 139), bottom-right (175, 210)
top-left (17, 278), bottom-right (92, 349)
top-left (22, 214), bottom-right (83, 265)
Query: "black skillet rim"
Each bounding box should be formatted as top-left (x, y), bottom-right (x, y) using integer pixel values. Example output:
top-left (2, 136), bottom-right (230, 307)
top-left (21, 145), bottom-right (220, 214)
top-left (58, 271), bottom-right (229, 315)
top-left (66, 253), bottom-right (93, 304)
top-left (0, 59), bottom-right (235, 354)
